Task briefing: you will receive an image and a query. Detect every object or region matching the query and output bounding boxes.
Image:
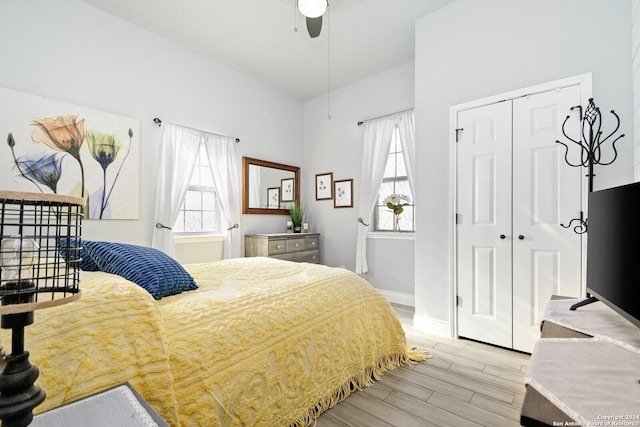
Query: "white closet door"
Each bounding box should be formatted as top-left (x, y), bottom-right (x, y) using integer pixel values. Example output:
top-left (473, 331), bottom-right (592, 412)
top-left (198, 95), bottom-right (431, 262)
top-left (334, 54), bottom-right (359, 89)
top-left (511, 86), bottom-right (583, 352)
top-left (456, 101), bottom-right (513, 349)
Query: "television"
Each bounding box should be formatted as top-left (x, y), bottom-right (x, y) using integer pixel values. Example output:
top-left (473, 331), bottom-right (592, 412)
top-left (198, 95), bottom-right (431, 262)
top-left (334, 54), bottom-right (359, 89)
top-left (575, 181), bottom-right (640, 328)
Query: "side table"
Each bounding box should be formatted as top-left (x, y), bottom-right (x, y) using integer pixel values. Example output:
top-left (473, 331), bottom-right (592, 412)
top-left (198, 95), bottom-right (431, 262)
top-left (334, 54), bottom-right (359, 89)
top-left (31, 382), bottom-right (169, 427)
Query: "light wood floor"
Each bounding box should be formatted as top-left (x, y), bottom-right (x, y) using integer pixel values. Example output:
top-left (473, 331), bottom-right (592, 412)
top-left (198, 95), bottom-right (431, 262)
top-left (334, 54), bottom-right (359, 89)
top-left (315, 304), bottom-right (530, 427)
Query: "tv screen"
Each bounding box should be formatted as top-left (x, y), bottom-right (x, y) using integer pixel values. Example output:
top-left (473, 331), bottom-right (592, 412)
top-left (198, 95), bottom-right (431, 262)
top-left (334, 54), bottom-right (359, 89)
top-left (586, 181), bottom-right (640, 328)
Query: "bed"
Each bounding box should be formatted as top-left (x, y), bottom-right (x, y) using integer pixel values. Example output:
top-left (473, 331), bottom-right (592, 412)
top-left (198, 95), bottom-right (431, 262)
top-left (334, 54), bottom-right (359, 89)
top-left (1, 242), bottom-right (427, 426)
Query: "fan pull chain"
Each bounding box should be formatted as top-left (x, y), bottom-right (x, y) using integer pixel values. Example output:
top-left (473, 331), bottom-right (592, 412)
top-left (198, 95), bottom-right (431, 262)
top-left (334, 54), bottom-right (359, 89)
top-left (327, 1), bottom-right (331, 120)
top-left (293, 0), bottom-right (298, 32)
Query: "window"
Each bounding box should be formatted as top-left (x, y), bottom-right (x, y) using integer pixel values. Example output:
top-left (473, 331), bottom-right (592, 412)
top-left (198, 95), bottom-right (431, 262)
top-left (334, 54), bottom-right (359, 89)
top-left (173, 145), bottom-right (221, 234)
top-left (374, 127), bottom-right (415, 232)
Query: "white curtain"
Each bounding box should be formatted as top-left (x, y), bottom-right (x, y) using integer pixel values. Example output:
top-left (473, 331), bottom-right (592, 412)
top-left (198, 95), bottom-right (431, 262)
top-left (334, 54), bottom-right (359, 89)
top-left (355, 109), bottom-right (415, 274)
top-left (203, 135), bottom-right (241, 259)
top-left (152, 123), bottom-right (201, 257)
top-left (397, 110), bottom-right (416, 196)
top-left (152, 122), bottom-right (241, 259)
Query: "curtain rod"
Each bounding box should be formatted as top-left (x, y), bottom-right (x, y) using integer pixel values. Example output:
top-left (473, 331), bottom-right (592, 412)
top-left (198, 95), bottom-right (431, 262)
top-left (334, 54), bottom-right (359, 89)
top-left (356, 108), bottom-right (414, 126)
top-left (153, 118), bottom-right (240, 143)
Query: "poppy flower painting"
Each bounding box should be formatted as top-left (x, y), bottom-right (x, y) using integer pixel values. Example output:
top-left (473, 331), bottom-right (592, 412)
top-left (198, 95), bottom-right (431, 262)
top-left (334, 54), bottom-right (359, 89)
top-left (0, 86), bottom-right (139, 219)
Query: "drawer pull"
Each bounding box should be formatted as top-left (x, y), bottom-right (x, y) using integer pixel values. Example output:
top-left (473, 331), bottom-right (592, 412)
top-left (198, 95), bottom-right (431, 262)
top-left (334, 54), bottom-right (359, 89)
top-left (312, 255), bottom-right (317, 260)
top-left (295, 243), bottom-right (300, 247)
top-left (276, 244), bottom-right (283, 249)
top-left (310, 241), bottom-right (316, 246)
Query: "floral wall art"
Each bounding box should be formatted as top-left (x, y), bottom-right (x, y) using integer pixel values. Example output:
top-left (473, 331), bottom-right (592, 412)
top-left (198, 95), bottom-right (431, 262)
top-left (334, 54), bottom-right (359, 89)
top-left (0, 87), bottom-right (140, 219)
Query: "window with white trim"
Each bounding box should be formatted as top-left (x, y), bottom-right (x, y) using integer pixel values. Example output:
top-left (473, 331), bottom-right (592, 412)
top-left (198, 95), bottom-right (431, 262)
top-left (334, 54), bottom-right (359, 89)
top-left (374, 127), bottom-right (415, 232)
top-left (173, 145), bottom-right (221, 234)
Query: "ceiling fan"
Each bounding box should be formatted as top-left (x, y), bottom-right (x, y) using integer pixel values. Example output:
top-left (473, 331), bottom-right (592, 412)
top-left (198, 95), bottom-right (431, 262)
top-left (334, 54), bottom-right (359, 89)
top-left (298, 0), bottom-right (328, 38)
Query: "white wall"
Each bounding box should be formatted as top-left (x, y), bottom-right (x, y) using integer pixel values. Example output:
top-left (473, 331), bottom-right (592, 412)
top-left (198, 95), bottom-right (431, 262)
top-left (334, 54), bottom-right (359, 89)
top-left (414, 0), bottom-right (634, 332)
top-left (0, 0), bottom-right (303, 245)
top-left (302, 62), bottom-right (416, 299)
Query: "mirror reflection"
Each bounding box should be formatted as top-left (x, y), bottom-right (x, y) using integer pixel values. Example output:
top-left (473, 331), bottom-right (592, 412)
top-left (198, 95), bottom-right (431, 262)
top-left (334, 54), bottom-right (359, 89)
top-left (248, 164), bottom-right (295, 209)
top-left (242, 157), bottom-right (300, 215)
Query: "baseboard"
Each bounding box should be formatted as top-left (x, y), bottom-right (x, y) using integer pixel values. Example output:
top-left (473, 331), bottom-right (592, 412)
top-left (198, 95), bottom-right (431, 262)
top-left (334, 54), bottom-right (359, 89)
top-left (413, 313), bottom-right (453, 338)
top-left (376, 289), bottom-right (415, 307)
top-left (376, 290), bottom-right (455, 339)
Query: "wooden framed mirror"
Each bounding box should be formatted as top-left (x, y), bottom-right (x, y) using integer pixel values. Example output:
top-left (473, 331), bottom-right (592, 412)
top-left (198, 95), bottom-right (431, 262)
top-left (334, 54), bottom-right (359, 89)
top-left (242, 157), bottom-right (300, 215)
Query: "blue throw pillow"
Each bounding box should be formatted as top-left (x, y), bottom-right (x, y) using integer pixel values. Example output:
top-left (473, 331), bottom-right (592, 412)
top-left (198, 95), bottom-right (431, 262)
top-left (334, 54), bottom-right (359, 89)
top-left (82, 241), bottom-right (198, 299)
top-left (59, 238), bottom-right (99, 271)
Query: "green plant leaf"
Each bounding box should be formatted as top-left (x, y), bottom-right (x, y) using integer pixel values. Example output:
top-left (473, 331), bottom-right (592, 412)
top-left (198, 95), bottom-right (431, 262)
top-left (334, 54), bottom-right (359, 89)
top-left (289, 202), bottom-right (304, 225)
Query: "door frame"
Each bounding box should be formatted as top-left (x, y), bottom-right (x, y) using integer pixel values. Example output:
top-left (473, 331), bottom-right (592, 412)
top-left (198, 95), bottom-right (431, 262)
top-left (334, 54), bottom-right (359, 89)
top-left (448, 73), bottom-right (592, 339)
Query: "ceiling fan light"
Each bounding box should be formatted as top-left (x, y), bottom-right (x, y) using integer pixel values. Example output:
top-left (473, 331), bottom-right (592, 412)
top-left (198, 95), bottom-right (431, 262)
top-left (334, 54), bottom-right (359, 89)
top-left (298, 0), bottom-right (327, 18)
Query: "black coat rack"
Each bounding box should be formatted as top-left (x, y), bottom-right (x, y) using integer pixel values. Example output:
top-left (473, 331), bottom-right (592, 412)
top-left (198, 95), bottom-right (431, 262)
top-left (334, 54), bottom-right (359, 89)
top-left (556, 98), bottom-right (624, 234)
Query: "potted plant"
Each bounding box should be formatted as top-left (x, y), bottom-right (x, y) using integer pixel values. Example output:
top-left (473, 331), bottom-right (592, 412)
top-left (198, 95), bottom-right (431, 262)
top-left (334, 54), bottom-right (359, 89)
top-left (289, 202), bottom-right (304, 233)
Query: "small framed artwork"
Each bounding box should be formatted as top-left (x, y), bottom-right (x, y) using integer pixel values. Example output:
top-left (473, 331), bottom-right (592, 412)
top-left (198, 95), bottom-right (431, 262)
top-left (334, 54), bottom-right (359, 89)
top-left (315, 172), bottom-right (333, 200)
top-left (334, 179), bottom-right (353, 208)
top-left (281, 177), bottom-right (295, 202)
top-left (267, 187), bottom-right (280, 209)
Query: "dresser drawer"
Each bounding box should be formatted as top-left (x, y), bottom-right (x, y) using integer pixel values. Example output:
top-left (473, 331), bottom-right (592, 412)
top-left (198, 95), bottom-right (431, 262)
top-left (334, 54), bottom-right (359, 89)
top-left (305, 236), bottom-right (319, 250)
top-left (273, 250), bottom-right (320, 264)
top-left (286, 239), bottom-right (306, 253)
top-left (268, 239), bottom-right (287, 255)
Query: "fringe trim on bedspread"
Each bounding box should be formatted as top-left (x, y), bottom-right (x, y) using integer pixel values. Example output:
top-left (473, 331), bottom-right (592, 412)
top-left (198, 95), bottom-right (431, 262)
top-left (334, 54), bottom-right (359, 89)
top-left (290, 346), bottom-right (431, 427)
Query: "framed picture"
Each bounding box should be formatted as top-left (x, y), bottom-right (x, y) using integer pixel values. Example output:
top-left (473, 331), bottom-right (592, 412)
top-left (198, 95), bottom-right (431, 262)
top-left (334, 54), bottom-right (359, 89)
top-left (267, 187), bottom-right (280, 209)
top-left (334, 179), bottom-right (353, 208)
top-left (0, 86), bottom-right (140, 219)
top-left (315, 172), bottom-right (333, 200)
top-left (281, 177), bottom-right (295, 202)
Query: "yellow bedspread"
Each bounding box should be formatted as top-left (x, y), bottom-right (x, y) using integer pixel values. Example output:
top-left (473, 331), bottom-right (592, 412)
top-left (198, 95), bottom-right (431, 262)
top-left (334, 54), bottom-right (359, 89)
top-left (1, 257), bottom-right (425, 426)
top-left (0, 271), bottom-right (181, 425)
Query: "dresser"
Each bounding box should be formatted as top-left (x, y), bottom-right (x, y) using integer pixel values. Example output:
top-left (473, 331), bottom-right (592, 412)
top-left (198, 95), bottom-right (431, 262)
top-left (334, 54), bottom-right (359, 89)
top-left (244, 233), bottom-right (320, 264)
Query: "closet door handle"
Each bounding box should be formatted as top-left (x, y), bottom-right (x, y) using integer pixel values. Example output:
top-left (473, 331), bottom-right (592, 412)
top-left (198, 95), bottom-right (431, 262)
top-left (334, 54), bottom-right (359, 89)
top-left (518, 235), bottom-right (525, 240)
top-left (499, 234), bottom-right (506, 239)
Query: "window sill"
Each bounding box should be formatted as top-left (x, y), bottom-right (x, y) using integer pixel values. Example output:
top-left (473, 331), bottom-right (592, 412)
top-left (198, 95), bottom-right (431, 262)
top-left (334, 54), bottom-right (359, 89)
top-left (174, 234), bottom-right (224, 243)
top-left (367, 232), bottom-right (415, 241)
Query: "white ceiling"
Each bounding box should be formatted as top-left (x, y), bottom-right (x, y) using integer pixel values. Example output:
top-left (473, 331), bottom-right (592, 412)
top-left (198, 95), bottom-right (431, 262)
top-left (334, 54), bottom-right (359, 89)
top-left (80, 0), bottom-right (456, 101)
